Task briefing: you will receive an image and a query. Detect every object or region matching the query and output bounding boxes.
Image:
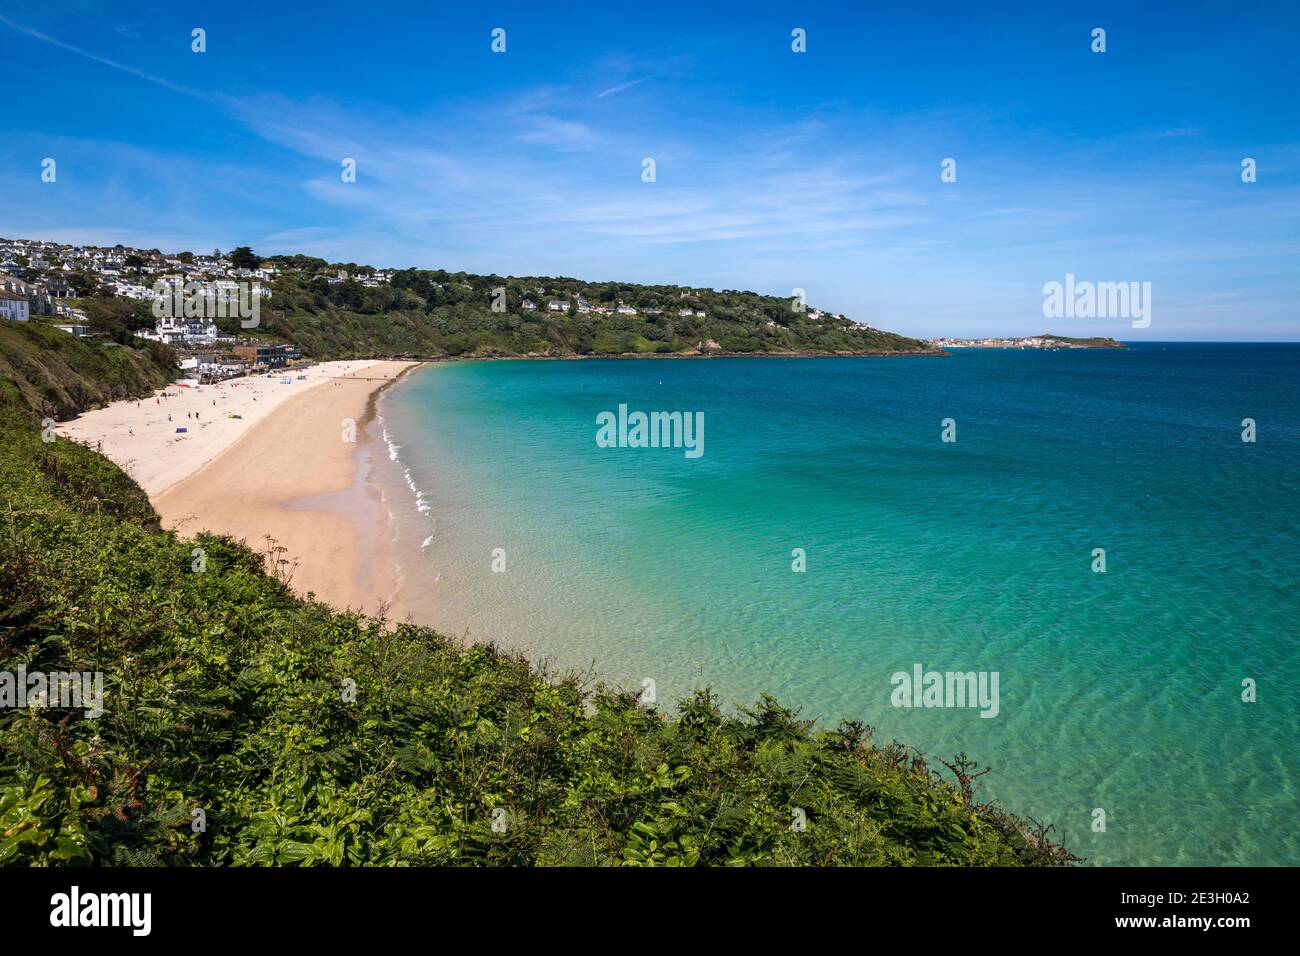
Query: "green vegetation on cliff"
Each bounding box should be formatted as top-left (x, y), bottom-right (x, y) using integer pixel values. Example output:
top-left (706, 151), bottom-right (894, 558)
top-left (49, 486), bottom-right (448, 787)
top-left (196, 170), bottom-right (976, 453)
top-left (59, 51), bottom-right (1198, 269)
top-left (0, 319), bottom-right (176, 421)
top-left (23, 245), bottom-right (933, 359)
top-left (248, 260), bottom-right (933, 359)
top-left (1041, 333), bottom-right (1126, 348)
top-left (0, 337), bottom-right (1068, 867)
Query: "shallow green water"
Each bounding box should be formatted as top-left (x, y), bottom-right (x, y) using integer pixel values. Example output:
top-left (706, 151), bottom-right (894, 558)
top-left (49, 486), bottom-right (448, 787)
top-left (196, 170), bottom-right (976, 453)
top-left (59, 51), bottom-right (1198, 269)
top-left (377, 345), bottom-right (1299, 865)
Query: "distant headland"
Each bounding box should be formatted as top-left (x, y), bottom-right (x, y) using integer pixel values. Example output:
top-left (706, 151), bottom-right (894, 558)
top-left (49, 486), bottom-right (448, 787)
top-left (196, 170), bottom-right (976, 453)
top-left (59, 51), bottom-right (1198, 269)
top-left (928, 333), bottom-right (1126, 350)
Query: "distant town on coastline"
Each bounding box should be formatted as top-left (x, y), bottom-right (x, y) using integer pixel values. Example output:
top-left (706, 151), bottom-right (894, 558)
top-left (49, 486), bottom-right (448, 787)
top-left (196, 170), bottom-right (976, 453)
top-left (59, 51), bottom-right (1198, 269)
top-left (1, 235), bottom-right (1129, 383)
top-left (0, 234), bottom-right (943, 377)
top-left (929, 334), bottom-right (1126, 349)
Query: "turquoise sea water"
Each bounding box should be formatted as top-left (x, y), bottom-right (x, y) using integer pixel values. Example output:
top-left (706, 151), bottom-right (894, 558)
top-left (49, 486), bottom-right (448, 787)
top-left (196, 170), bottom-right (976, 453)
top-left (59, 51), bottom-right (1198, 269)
top-left (375, 345), bottom-right (1299, 866)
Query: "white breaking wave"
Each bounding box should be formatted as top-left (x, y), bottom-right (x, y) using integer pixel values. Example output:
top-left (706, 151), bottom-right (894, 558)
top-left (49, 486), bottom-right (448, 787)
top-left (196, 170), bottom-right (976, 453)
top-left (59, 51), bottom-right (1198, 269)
top-left (382, 425), bottom-right (401, 461)
top-left (404, 467), bottom-right (431, 514)
top-left (381, 415), bottom-right (435, 551)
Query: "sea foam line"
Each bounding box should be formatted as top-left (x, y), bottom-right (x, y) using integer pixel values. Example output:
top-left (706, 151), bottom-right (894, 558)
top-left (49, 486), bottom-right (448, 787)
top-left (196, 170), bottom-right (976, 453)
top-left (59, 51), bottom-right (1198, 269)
top-left (382, 425), bottom-right (401, 461)
top-left (381, 418), bottom-right (435, 550)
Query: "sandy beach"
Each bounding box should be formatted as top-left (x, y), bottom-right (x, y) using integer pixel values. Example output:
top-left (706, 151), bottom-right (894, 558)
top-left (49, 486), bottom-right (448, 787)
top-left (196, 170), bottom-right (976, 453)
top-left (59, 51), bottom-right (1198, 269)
top-left (59, 360), bottom-right (420, 614)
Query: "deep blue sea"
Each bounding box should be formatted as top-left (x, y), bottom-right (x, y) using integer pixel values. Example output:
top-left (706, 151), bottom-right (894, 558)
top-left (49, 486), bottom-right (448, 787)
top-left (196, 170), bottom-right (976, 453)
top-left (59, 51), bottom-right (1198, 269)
top-left (376, 344), bottom-right (1299, 866)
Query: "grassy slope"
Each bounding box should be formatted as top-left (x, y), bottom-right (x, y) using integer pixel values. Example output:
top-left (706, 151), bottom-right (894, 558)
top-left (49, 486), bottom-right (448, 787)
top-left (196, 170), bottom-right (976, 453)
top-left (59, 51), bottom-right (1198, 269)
top-left (0, 338), bottom-right (1070, 867)
top-left (0, 319), bottom-right (177, 421)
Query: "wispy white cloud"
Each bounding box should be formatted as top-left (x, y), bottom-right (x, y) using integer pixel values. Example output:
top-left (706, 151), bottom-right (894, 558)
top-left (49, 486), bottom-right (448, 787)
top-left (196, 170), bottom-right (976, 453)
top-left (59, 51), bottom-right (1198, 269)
top-left (597, 77), bottom-right (649, 98)
top-left (7, 12), bottom-right (1300, 338)
top-left (0, 14), bottom-right (210, 101)
top-left (516, 115), bottom-right (604, 152)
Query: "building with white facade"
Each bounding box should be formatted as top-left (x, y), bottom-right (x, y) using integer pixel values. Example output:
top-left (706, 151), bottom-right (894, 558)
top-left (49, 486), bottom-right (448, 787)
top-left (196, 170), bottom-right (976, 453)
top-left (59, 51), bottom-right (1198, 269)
top-left (138, 315), bottom-right (220, 344)
top-left (0, 289), bottom-right (30, 321)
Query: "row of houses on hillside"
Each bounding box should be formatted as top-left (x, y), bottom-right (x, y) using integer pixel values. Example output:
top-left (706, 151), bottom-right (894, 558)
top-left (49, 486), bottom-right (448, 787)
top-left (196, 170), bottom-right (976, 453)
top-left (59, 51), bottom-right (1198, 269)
top-left (518, 297), bottom-right (685, 318)
top-left (0, 237), bottom-right (279, 302)
top-left (325, 268), bottom-right (394, 287)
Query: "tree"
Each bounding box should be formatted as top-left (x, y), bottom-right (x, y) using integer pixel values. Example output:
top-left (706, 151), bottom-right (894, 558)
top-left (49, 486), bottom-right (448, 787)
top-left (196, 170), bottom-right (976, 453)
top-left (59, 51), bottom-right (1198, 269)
top-left (67, 272), bottom-right (99, 297)
top-left (81, 297), bottom-right (155, 344)
top-left (229, 247), bottom-right (259, 270)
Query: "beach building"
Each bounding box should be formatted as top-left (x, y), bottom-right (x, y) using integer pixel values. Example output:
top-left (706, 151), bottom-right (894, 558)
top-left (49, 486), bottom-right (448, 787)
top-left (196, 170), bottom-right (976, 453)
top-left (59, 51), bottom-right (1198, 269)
top-left (232, 343), bottom-right (301, 369)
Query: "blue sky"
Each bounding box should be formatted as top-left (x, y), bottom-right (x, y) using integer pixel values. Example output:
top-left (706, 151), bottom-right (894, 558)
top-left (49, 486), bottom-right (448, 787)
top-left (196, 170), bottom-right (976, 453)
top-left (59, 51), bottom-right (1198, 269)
top-left (2, 1), bottom-right (1298, 339)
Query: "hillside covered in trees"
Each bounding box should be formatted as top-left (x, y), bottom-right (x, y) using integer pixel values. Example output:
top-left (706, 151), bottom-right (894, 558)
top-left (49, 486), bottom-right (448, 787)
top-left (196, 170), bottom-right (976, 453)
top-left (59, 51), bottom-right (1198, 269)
top-left (253, 256), bottom-right (935, 359)
top-left (5, 238), bottom-right (935, 359)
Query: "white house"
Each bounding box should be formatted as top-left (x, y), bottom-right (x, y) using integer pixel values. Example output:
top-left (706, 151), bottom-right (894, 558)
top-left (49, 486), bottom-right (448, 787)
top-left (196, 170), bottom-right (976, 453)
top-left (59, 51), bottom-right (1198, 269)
top-left (140, 315), bottom-right (219, 344)
top-left (547, 300), bottom-right (570, 312)
top-left (0, 289), bottom-right (29, 321)
top-left (114, 281), bottom-right (154, 300)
